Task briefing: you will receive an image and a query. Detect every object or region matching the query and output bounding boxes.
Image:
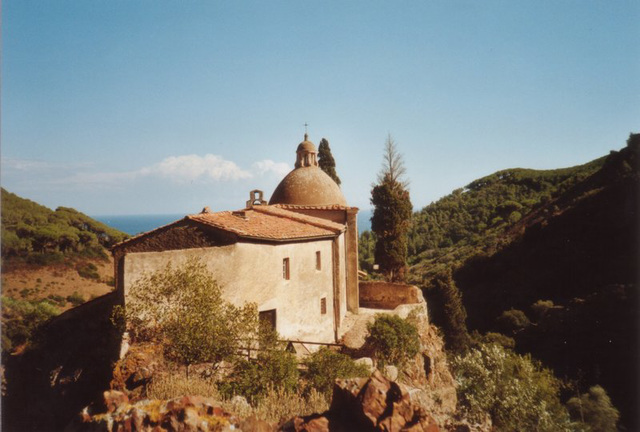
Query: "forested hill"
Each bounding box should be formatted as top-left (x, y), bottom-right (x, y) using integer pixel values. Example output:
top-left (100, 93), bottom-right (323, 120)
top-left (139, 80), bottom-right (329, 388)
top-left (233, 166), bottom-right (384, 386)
top-left (407, 134), bottom-right (639, 429)
top-left (1, 188), bottom-right (128, 264)
top-left (407, 153), bottom-right (607, 280)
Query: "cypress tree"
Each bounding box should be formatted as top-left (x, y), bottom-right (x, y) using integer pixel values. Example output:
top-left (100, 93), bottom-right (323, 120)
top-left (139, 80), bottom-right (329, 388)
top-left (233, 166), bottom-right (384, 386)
top-left (432, 268), bottom-right (471, 353)
top-left (318, 138), bottom-right (341, 186)
top-left (370, 135), bottom-right (412, 281)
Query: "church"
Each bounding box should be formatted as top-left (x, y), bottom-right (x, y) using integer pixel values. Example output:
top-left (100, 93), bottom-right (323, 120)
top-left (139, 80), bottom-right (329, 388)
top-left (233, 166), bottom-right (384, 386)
top-left (113, 134), bottom-right (359, 344)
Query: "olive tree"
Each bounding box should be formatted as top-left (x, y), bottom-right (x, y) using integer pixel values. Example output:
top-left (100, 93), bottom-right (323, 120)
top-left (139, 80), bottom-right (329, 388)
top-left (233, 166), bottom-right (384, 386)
top-left (125, 258), bottom-right (258, 377)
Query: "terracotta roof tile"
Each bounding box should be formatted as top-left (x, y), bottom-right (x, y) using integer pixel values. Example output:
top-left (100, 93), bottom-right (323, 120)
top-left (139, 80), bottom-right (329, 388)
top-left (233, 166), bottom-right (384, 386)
top-left (273, 203), bottom-right (358, 211)
top-left (188, 206), bottom-right (345, 241)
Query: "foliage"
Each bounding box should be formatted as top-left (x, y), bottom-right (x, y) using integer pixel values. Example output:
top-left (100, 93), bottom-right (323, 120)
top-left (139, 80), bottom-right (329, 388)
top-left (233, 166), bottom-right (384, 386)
top-left (66, 291), bottom-right (85, 307)
top-left (531, 299), bottom-right (555, 320)
top-left (371, 135), bottom-right (413, 281)
top-left (366, 314), bottom-right (420, 368)
top-left (147, 373), bottom-right (220, 400)
top-left (303, 348), bottom-right (370, 396)
top-left (1, 188), bottom-right (128, 261)
top-left (317, 138), bottom-right (341, 186)
top-left (358, 230), bottom-right (376, 273)
top-left (125, 259), bottom-right (258, 373)
top-left (253, 386), bottom-right (329, 425)
top-left (451, 342), bottom-right (572, 431)
top-left (2, 295), bottom-right (60, 353)
top-left (567, 385), bottom-right (619, 432)
top-left (496, 309), bottom-right (531, 335)
top-left (219, 346), bottom-right (299, 404)
top-left (407, 156), bottom-right (607, 282)
top-left (428, 268), bottom-right (471, 353)
top-left (477, 332), bottom-right (515, 349)
top-left (77, 262), bottom-right (100, 280)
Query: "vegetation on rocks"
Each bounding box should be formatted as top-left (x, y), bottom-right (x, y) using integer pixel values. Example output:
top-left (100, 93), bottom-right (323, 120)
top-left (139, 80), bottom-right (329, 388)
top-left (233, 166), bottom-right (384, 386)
top-left (366, 314), bottom-right (420, 368)
top-left (302, 348), bottom-right (370, 397)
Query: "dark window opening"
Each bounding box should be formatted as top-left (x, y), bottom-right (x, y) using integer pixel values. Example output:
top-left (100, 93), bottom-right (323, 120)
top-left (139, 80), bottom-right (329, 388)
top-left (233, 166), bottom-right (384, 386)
top-left (321, 297), bottom-right (327, 315)
top-left (259, 309), bottom-right (277, 330)
top-left (316, 251), bottom-right (321, 270)
top-left (283, 258), bottom-right (290, 280)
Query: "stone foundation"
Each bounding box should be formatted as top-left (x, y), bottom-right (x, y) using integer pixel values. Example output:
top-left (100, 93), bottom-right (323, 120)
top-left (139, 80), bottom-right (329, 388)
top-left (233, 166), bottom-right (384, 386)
top-left (359, 281), bottom-right (423, 309)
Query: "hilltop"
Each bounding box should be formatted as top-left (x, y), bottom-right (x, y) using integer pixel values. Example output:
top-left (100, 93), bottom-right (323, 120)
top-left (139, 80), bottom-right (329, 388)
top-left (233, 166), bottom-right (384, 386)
top-left (403, 133), bottom-right (639, 429)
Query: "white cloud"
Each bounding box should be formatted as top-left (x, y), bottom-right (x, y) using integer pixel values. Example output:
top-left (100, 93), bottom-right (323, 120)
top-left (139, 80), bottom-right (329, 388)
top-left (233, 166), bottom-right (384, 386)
top-left (144, 154), bottom-right (252, 182)
top-left (252, 159), bottom-right (291, 177)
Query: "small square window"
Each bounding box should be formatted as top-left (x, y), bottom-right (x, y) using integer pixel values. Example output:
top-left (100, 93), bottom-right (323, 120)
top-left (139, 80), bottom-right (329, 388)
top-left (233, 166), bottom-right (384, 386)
top-left (321, 297), bottom-right (327, 314)
top-left (316, 251), bottom-right (321, 270)
top-left (283, 258), bottom-right (290, 280)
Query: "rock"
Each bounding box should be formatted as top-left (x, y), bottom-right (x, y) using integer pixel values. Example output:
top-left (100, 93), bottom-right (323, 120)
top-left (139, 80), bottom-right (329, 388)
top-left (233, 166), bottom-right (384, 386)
top-left (238, 415), bottom-right (274, 432)
top-left (103, 390), bottom-right (129, 414)
top-left (285, 371), bottom-right (439, 431)
top-left (354, 357), bottom-right (375, 373)
top-left (384, 365), bottom-right (399, 381)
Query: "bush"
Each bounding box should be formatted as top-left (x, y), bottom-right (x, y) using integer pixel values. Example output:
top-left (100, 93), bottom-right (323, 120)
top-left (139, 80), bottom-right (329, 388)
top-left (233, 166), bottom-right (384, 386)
top-left (366, 314), bottom-right (420, 367)
top-left (219, 348), bottom-right (299, 404)
top-left (125, 259), bottom-right (258, 374)
top-left (77, 262), bottom-right (100, 280)
top-left (451, 342), bottom-right (571, 431)
top-left (2, 296), bottom-right (60, 352)
top-left (496, 308), bottom-right (530, 335)
top-left (303, 348), bottom-right (370, 396)
top-left (66, 291), bottom-right (85, 307)
top-left (567, 385), bottom-right (619, 432)
top-left (532, 299), bottom-right (555, 320)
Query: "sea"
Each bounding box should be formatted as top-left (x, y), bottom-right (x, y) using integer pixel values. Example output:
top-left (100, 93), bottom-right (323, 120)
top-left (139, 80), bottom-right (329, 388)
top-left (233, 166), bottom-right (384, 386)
top-left (94, 209), bottom-right (373, 236)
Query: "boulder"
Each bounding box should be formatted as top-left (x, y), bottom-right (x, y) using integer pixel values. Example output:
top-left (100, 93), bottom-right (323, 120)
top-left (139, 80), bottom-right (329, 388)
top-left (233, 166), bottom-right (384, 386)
top-left (281, 371), bottom-right (439, 432)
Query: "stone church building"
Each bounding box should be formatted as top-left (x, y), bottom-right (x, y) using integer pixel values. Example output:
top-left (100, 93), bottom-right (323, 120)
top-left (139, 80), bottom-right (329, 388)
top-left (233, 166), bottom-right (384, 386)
top-left (113, 135), bottom-right (359, 343)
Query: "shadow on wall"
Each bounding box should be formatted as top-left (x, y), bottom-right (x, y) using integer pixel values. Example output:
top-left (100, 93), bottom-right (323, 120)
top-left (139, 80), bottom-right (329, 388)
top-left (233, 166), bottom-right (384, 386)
top-left (2, 292), bottom-right (124, 431)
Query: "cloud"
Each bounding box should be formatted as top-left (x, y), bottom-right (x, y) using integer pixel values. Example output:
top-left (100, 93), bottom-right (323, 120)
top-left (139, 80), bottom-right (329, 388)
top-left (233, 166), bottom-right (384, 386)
top-left (144, 154), bottom-right (252, 182)
top-left (251, 159), bottom-right (291, 177)
top-left (2, 154), bottom-right (289, 191)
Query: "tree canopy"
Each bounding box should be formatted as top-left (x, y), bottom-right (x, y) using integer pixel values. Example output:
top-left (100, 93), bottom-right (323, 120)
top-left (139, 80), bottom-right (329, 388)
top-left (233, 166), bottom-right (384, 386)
top-left (370, 135), bottom-right (412, 281)
top-left (317, 138), bottom-right (341, 186)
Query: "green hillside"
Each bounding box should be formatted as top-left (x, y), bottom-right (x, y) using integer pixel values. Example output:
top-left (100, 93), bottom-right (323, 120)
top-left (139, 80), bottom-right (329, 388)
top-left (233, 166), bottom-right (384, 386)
top-left (1, 188), bottom-right (128, 264)
top-left (406, 155), bottom-right (607, 282)
top-left (402, 133), bottom-right (639, 429)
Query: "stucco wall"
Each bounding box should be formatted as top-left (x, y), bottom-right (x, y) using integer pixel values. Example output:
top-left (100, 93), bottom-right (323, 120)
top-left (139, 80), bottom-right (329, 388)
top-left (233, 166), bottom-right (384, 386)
top-left (123, 238), bottom-right (340, 343)
top-left (359, 281), bottom-right (423, 309)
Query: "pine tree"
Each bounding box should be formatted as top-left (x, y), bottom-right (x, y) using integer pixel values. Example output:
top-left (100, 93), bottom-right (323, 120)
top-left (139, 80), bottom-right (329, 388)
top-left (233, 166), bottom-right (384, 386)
top-left (318, 138), bottom-right (341, 186)
top-left (432, 268), bottom-right (471, 353)
top-left (370, 135), bottom-right (412, 281)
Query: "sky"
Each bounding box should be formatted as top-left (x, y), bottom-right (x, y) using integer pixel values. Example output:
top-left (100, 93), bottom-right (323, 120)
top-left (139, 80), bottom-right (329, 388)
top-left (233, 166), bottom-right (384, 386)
top-left (2, 1), bottom-right (639, 216)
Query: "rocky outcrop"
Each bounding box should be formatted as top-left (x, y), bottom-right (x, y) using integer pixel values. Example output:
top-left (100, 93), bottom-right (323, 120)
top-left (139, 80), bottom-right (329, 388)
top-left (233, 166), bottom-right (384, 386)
top-left (281, 370), bottom-right (439, 431)
top-left (67, 391), bottom-right (273, 431)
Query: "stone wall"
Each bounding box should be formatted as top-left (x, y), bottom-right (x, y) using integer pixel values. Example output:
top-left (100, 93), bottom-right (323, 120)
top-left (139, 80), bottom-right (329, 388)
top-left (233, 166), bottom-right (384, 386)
top-left (359, 281), bottom-right (423, 309)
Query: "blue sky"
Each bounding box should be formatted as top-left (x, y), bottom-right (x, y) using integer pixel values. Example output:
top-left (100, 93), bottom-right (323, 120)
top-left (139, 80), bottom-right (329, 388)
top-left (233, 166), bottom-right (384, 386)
top-left (2, 1), bottom-right (639, 216)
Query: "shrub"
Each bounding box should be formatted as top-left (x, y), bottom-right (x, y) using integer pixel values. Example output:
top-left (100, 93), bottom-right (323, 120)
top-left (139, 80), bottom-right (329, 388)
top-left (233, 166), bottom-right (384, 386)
top-left (532, 299), bottom-right (555, 320)
top-left (125, 259), bottom-right (258, 376)
top-left (479, 332), bottom-right (515, 349)
top-left (1, 296), bottom-right (60, 351)
top-left (451, 342), bottom-right (571, 431)
top-left (66, 291), bottom-right (85, 307)
top-left (303, 348), bottom-right (370, 396)
top-left (219, 348), bottom-right (299, 404)
top-left (77, 262), bottom-right (100, 280)
top-left (366, 314), bottom-right (420, 367)
top-left (496, 308), bottom-right (530, 335)
top-left (567, 385), bottom-right (619, 432)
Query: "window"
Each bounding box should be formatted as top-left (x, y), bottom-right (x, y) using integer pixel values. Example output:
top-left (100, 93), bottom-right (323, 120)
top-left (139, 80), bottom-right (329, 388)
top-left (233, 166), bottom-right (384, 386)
top-left (316, 251), bottom-right (321, 270)
top-left (283, 258), bottom-right (290, 280)
top-left (321, 297), bottom-right (327, 315)
top-left (259, 309), bottom-right (277, 330)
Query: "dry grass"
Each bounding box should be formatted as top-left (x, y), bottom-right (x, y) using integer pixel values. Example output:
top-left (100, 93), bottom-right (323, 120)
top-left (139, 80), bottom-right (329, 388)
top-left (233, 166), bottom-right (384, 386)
top-left (147, 373), bottom-right (221, 400)
top-left (146, 374), bottom-right (329, 425)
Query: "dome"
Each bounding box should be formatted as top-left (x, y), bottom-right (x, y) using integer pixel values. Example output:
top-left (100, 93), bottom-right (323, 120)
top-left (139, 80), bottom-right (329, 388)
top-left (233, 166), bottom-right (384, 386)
top-left (269, 134), bottom-right (347, 206)
top-left (269, 166), bottom-right (347, 206)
